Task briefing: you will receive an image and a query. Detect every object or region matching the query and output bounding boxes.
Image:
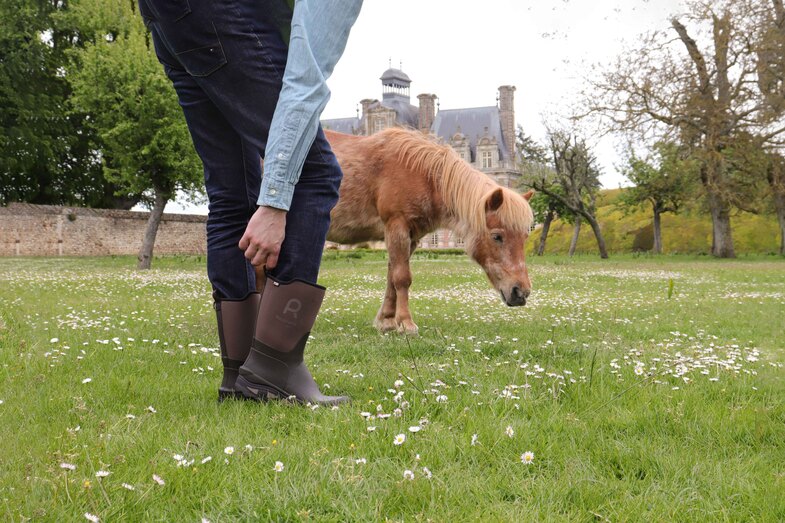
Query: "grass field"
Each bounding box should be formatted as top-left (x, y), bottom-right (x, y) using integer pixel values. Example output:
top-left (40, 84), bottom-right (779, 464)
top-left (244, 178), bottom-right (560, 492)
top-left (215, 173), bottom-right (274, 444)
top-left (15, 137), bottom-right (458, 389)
top-left (1, 252), bottom-right (784, 522)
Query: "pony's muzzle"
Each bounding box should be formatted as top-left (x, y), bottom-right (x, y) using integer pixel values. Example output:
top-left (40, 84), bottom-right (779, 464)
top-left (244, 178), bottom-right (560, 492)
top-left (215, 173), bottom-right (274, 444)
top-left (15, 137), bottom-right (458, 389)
top-left (503, 285), bottom-right (529, 306)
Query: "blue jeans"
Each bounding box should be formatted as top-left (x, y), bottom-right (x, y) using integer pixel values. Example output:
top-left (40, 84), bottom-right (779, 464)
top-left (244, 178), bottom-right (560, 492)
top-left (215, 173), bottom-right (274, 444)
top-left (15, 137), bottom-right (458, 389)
top-left (138, 0), bottom-right (344, 298)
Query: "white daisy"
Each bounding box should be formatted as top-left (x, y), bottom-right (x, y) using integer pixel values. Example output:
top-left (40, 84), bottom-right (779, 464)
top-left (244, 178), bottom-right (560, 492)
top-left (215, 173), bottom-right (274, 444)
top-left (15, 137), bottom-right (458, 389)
top-left (273, 461), bottom-right (284, 472)
top-left (521, 451), bottom-right (535, 464)
top-left (393, 433), bottom-right (406, 446)
top-left (224, 446), bottom-right (234, 455)
top-left (403, 469), bottom-right (415, 480)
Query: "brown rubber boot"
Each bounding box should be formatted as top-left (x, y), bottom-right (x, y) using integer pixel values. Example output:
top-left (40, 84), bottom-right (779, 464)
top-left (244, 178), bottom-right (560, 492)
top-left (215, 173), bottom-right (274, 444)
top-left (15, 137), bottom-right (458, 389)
top-left (235, 276), bottom-right (349, 406)
top-left (214, 292), bottom-right (261, 401)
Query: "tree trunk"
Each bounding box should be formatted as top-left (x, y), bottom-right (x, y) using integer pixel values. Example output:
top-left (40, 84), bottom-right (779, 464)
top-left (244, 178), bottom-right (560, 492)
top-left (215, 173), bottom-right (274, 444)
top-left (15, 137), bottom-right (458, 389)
top-left (585, 214), bottom-right (609, 259)
top-left (652, 207), bottom-right (663, 254)
top-left (568, 217), bottom-right (582, 256)
top-left (774, 191), bottom-right (785, 256)
top-left (705, 189), bottom-right (735, 258)
top-left (537, 209), bottom-right (554, 256)
top-left (137, 190), bottom-right (168, 270)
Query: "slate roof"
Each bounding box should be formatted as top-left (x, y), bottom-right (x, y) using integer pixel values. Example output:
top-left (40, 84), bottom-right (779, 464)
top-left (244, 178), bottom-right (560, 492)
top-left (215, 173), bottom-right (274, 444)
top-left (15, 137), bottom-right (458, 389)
top-left (380, 98), bottom-right (418, 129)
top-left (431, 106), bottom-right (511, 162)
top-left (321, 117), bottom-right (361, 135)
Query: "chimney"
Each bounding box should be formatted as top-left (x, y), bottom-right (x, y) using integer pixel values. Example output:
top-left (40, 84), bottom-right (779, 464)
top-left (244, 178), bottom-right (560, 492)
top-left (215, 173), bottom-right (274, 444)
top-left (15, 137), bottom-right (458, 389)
top-left (417, 93), bottom-right (437, 134)
top-left (498, 85), bottom-right (516, 161)
top-left (360, 98), bottom-right (376, 135)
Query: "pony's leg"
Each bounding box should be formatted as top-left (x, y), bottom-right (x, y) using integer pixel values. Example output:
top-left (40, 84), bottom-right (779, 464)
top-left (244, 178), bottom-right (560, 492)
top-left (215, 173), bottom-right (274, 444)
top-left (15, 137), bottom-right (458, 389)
top-left (380, 220), bottom-right (418, 335)
top-left (373, 261), bottom-right (398, 333)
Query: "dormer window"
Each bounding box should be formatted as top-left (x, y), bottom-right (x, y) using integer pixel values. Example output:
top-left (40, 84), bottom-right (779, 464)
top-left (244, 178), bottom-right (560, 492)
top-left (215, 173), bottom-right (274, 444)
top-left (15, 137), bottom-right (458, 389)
top-left (481, 151), bottom-right (493, 169)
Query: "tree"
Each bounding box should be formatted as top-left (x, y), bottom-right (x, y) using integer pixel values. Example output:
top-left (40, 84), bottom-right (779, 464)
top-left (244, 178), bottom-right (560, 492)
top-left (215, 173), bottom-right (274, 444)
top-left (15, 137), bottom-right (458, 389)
top-left (587, 0), bottom-right (784, 258)
top-left (516, 127), bottom-right (572, 255)
top-left (618, 142), bottom-right (695, 253)
top-left (68, 0), bottom-right (202, 269)
top-left (755, 0), bottom-right (785, 254)
top-left (0, 0), bottom-right (137, 208)
top-left (522, 129), bottom-right (608, 258)
top-left (767, 154), bottom-right (785, 254)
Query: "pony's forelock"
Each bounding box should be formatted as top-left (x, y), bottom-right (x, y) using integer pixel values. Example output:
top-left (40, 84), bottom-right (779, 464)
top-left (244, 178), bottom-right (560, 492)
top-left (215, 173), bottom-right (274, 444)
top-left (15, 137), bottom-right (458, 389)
top-left (381, 128), bottom-right (533, 236)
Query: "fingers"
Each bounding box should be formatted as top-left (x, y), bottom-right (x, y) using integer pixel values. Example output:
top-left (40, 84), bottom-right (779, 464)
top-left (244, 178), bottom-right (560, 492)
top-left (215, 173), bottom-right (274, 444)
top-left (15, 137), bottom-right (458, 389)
top-left (243, 243), bottom-right (280, 269)
top-left (238, 234), bottom-right (250, 251)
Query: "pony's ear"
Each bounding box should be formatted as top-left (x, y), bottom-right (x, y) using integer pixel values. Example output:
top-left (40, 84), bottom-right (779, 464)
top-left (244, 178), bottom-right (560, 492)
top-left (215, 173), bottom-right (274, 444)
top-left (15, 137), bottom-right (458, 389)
top-left (485, 188), bottom-right (504, 213)
top-left (522, 189), bottom-right (535, 201)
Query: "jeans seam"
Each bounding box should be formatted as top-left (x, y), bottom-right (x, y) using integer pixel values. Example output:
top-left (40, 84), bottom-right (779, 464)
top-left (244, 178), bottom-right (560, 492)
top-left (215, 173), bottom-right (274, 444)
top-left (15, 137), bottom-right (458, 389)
top-left (239, 140), bottom-right (255, 293)
top-left (229, 0), bottom-right (284, 81)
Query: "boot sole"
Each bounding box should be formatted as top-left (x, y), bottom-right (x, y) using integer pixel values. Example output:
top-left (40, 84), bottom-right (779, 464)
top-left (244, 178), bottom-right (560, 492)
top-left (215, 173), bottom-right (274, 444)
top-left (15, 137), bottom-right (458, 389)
top-left (234, 375), bottom-right (292, 402)
top-left (217, 388), bottom-right (244, 403)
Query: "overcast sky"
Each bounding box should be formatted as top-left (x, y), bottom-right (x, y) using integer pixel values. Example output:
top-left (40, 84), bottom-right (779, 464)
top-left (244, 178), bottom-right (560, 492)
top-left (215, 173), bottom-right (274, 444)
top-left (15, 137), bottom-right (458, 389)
top-left (166, 0), bottom-right (688, 214)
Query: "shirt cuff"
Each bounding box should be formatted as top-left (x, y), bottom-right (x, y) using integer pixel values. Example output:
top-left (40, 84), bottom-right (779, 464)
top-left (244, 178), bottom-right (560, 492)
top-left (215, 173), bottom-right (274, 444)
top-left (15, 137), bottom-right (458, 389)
top-left (257, 176), bottom-right (295, 211)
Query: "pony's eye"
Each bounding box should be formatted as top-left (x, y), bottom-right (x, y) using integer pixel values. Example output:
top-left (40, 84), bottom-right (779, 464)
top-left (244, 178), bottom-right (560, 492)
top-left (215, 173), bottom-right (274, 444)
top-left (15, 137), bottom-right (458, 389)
top-left (492, 233), bottom-right (503, 244)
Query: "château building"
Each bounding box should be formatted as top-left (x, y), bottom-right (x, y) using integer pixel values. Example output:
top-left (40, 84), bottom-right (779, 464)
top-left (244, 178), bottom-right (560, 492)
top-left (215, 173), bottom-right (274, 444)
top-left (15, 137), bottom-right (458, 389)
top-left (322, 67), bottom-right (521, 249)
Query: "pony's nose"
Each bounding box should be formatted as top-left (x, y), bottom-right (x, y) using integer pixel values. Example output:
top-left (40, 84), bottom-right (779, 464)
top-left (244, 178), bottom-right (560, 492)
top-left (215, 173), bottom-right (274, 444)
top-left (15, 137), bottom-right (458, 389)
top-left (508, 286), bottom-right (529, 306)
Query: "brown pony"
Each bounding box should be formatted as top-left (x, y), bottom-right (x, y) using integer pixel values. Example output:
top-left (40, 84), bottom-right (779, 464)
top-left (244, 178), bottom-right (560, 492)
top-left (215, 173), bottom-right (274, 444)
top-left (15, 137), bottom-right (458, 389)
top-left (324, 127), bottom-right (535, 335)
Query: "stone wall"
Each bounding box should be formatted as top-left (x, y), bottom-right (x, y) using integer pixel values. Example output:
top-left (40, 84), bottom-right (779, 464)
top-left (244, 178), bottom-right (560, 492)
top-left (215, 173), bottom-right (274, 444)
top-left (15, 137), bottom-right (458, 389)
top-left (0, 203), bottom-right (206, 256)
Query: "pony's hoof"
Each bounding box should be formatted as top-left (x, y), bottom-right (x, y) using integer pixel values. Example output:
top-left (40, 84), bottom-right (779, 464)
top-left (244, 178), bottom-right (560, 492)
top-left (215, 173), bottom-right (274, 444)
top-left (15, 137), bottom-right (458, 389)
top-left (374, 317), bottom-right (398, 333)
top-left (396, 320), bottom-right (419, 336)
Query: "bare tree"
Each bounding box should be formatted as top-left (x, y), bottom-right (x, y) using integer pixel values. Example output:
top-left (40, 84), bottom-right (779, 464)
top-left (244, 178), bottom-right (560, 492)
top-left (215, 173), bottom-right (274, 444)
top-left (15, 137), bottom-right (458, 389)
top-left (587, 0), bottom-right (785, 257)
top-left (756, 0), bottom-right (785, 253)
top-left (523, 130), bottom-right (608, 258)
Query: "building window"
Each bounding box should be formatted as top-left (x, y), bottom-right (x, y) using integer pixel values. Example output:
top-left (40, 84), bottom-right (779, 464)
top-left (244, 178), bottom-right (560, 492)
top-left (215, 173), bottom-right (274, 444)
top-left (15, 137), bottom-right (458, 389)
top-left (481, 151), bottom-right (493, 169)
top-left (373, 118), bottom-right (386, 134)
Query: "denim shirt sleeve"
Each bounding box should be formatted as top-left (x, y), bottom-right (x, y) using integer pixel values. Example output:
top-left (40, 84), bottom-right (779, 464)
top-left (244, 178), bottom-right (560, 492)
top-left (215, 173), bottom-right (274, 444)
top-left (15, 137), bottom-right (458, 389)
top-left (259, 0), bottom-right (363, 210)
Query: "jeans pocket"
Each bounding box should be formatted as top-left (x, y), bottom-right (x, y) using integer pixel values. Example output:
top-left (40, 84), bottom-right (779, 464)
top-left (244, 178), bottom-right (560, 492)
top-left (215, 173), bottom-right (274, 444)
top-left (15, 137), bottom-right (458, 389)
top-left (175, 36), bottom-right (227, 77)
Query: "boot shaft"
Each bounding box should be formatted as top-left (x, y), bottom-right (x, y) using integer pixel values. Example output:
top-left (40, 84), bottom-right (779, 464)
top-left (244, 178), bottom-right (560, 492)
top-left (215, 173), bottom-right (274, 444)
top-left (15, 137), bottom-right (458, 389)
top-left (215, 292), bottom-right (262, 363)
top-left (254, 277), bottom-right (325, 354)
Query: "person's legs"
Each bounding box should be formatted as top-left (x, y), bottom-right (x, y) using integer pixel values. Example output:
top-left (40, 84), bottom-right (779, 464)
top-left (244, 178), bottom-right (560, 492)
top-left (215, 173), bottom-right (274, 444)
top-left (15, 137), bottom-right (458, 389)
top-left (141, 0), bottom-right (340, 285)
top-left (140, 0), bottom-right (346, 402)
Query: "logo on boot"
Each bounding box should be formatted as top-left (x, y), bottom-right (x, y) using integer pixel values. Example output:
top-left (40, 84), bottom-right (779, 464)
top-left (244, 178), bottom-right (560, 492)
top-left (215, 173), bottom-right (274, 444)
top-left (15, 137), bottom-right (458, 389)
top-left (275, 299), bottom-right (301, 326)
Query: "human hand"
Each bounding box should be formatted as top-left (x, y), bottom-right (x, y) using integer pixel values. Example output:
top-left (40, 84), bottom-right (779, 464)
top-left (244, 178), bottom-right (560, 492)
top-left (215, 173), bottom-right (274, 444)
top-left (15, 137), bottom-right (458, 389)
top-left (239, 206), bottom-right (287, 269)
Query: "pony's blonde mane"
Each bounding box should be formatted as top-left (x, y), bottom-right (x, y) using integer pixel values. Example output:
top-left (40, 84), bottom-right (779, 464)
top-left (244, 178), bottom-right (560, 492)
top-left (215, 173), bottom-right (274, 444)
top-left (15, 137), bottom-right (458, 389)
top-left (380, 128), bottom-right (533, 237)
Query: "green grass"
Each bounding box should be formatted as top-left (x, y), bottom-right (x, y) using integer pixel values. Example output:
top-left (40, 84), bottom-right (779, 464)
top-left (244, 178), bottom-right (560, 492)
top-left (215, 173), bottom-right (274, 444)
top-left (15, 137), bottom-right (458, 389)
top-left (1, 253), bottom-right (784, 521)
top-left (529, 188), bottom-right (782, 255)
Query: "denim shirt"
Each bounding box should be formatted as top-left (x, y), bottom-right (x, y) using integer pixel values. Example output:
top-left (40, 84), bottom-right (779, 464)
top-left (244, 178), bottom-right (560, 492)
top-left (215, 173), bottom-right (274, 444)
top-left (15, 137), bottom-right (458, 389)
top-left (259, 0), bottom-right (363, 210)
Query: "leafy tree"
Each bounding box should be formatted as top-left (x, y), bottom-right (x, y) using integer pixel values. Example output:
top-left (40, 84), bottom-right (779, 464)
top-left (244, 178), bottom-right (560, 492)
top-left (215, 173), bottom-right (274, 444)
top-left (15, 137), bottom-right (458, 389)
top-left (0, 0), bottom-right (137, 208)
top-left (522, 128), bottom-right (608, 258)
top-left (618, 142), bottom-right (695, 253)
top-left (68, 0), bottom-right (202, 269)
